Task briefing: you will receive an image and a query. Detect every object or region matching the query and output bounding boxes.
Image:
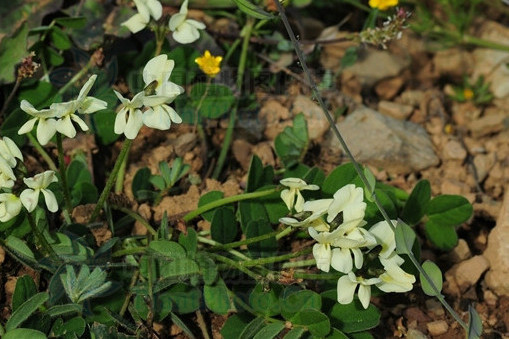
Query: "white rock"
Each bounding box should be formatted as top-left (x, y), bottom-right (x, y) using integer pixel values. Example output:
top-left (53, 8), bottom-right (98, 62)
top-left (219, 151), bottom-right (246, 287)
top-left (291, 95), bottom-right (330, 141)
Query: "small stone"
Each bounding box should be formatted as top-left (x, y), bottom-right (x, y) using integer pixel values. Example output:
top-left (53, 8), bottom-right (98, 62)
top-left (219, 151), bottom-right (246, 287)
top-left (291, 95), bottom-right (330, 141)
top-left (442, 140), bottom-right (467, 161)
top-left (5, 277), bottom-right (17, 305)
top-left (440, 179), bottom-right (469, 195)
top-left (399, 90), bottom-right (424, 107)
top-left (425, 299), bottom-right (445, 317)
top-left (445, 255), bottom-right (490, 293)
top-left (173, 133), bottom-right (197, 157)
top-left (406, 328), bottom-right (428, 339)
top-left (448, 238), bottom-right (472, 263)
top-left (473, 153), bottom-right (496, 182)
top-left (375, 76), bottom-right (405, 100)
top-left (484, 289), bottom-right (498, 307)
top-left (232, 139), bottom-right (253, 171)
top-left (378, 100), bottom-right (413, 120)
top-left (252, 142), bottom-right (275, 167)
top-left (467, 113), bottom-right (508, 138)
top-left (433, 48), bottom-right (473, 78)
top-left (133, 203), bottom-right (152, 236)
top-left (426, 320), bottom-right (449, 336)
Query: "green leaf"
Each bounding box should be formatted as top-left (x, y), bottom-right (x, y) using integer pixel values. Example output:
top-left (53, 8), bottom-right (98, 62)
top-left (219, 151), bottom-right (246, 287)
top-left (327, 328), bottom-right (349, 338)
top-left (401, 180), bottom-right (431, 226)
top-left (239, 201), bottom-right (269, 232)
top-left (363, 167), bottom-right (376, 202)
top-left (3, 328), bottom-right (47, 339)
top-left (211, 207), bottom-right (237, 244)
top-left (5, 235), bottom-right (35, 260)
top-left (246, 155), bottom-right (274, 192)
top-left (6, 292), bottom-right (49, 331)
top-left (50, 316), bottom-right (86, 337)
top-left (179, 228), bottom-right (197, 258)
top-left (253, 322), bottom-right (285, 339)
top-left (204, 278), bottom-right (230, 315)
top-left (249, 283), bottom-right (282, 317)
top-left (45, 304), bottom-right (82, 318)
top-left (190, 83), bottom-right (235, 119)
top-left (92, 109), bottom-right (120, 145)
top-left (239, 317), bottom-right (267, 339)
top-left (221, 314), bottom-right (253, 339)
top-left (159, 258), bottom-right (200, 279)
top-left (0, 22), bottom-right (28, 84)
top-left (167, 45), bottom-right (200, 86)
top-left (232, 0), bottom-right (274, 19)
top-left (341, 46), bottom-right (358, 68)
top-left (328, 299), bottom-right (381, 333)
top-left (0, 108), bottom-right (28, 145)
top-left (150, 175), bottom-right (166, 190)
top-left (12, 276), bottom-right (37, 312)
top-left (322, 163), bottom-right (360, 196)
top-left (467, 305), bottom-right (482, 339)
top-left (245, 220), bottom-right (277, 258)
top-left (168, 283), bottom-right (201, 314)
top-left (198, 191), bottom-right (225, 222)
top-left (290, 309), bottom-right (330, 337)
top-left (420, 260), bottom-right (443, 297)
top-left (425, 220), bottom-right (458, 250)
top-left (149, 240), bottom-right (186, 259)
top-left (195, 252), bottom-right (218, 285)
top-left (281, 290), bottom-right (322, 320)
top-left (132, 167), bottom-right (152, 201)
top-left (55, 16), bottom-right (87, 29)
top-left (283, 328), bottom-right (305, 339)
top-left (364, 189), bottom-right (397, 225)
top-left (274, 113), bottom-right (308, 168)
top-left (50, 26), bottom-right (71, 50)
top-left (394, 221), bottom-right (416, 255)
top-left (18, 80), bottom-right (58, 108)
top-left (426, 195), bottom-right (473, 226)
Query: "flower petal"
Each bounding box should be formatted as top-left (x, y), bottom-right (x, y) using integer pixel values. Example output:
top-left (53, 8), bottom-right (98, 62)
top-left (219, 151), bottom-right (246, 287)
top-left (41, 189), bottom-right (58, 212)
top-left (18, 118), bottom-right (37, 135)
top-left (124, 109), bottom-right (144, 139)
top-left (37, 118), bottom-right (57, 145)
top-left (337, 275), bottom-right (357, 305)
top-left (357, 284), bottom-right (371, 309)
top-left (55, 116), bottom-right (76, 139)
top-left (20, 189), bottom-right (39, 212)
top-left (122, 13), bottom-right (149, 33)
top-left (331, 248), bottom-right (353, 273)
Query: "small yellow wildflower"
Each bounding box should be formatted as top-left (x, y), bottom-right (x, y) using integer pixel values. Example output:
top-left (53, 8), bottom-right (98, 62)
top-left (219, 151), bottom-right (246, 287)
top-left (463, 88), bottom-right (474, 100)
top-left (195, 50), bottom-right (222, 78)
top-left (369, 0), bottom-right (398, 11)
top-left (444, 124), bottom-right (453, 135)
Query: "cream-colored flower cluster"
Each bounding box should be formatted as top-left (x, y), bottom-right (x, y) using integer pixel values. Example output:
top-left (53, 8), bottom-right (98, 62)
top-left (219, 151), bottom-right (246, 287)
top-left (122, 0), bottom-right (205, 45)
top-left (279, 179), bottom-right (416, 309)
top-left (0, 137), bottom-right (59, 222)
top-left (113, 54), bottom-right (184, 139)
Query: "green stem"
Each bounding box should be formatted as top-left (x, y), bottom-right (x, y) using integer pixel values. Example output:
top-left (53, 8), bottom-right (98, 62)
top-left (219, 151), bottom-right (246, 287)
top-left (56, 58), bottom-right (93, 98)
top-left (275, 226), bottom-right (293, 240)
top-left (56, 134), bottom-right (73, 223)
top-left (292, 272), bottom-right (343, 280)
top-left (120, 270), bottom-right (139, 317)
top-left (197, 236), bottom-right (251, 261)
top-left (112, 246), bottom-right (147, 257)
top-left (114, 153), bottom-right (128, 194)
top-left (282, 258), bottom-right (316, 269)
top-left (111, 204), bottom-right (157, 236)
top-left (242, 248), bottom-right (311, 267)
top-left (183, 187), bottom-right (277, 222)
top-left (208, 252), bottom-right (262, 280)
top-left (26, 134), bottom-right (57, 172)
top-left (212, 17), bottom-right (255, 179)
top-left (27, 212), bottom-right (57, 258)
top-left (89, 139), bottom-right (133, 222)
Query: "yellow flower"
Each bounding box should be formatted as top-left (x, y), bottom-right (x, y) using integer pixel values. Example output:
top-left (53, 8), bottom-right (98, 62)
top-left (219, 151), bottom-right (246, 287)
top-left (195, 50), bottom-right (222, 78)
top-left (369, 0), bottom-right (398, 11)
top-left (463, 88), bottom-right (474, 100)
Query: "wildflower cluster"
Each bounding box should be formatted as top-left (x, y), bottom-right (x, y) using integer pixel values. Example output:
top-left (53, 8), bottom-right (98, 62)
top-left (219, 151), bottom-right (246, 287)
top-left (114, 54), bottom-right (184, 139)
top-left (0, 136), bottom-right (58, 221)
top-left (122, 0), bottom-right (205, 45)
top-left (279, 179), bottom-right (416, 309)
top-left (359, 8), bottom-right (412, 49)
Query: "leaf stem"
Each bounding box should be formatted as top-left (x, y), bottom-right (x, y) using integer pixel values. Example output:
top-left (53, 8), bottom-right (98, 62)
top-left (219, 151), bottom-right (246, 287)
top-left (183, 187), bottom-right (278, 222)
top-left (56, 58), bottom-right (93, 98)
top-left (26, 133), bottom-right (57, 172)
top-left (111, 204), bottom-right (157, 236)
top-left (27, 212), bottom-right (57, 258)
top-left (241, 248), bottom-right (311, 267)
top-left (208, 252), bottom-right (262, 280)
top-left (89, 138), bottom-right (133, 222)
top-left (212, 17), bottom-right (255, 179)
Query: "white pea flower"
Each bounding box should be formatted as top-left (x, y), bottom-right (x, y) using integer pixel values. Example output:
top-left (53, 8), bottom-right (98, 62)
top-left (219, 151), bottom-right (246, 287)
top-left (53, 75), bottom-right (107, 138)
top-left (0, 156), bottom-right (16, 189)
top-left (327, 184), bottom-right (366, 229)
top-left (369, 220), bottom-right (397, 259)
top-left (279, 199), bottom-right (330, 231)
top-left (376, 256), bottom-right (416, 293)
top-left (143, 54), bottom-right (184, 98)
top-left (0, 137), bottom-right (23, 168)
top-left (331, 227), bottom-right (377, 273)
top-left (122, 0), bottom-right (163, 34)
top-left (309, 227), bottom-right (356, 273)
top-left (280, 178), bottom-right (319, 212)
top-left (18, 100), bottom-right (58, 145)
top-left (337, 272), bottom-right (381, 309)
top-left (0, 193), bottom-right (22, 222)
top-left (142, 95), bottom-right (182, 130)
top-left (113, 91), bottom-right (145, 139)
top-left (20, 170), bottom-right (58, 213)
top-left (168, 0), bottom-right (206, 44)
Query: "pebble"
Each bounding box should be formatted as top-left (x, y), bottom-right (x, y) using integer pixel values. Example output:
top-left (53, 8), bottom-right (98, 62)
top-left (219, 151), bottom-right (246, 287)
top-left (473, 153), bottom-right (496, 182)
top-left (425, 299), bottom-right (445, 317)
top-left (378, 100), bottom-right (413, 120)
top-left (447, 238), bottom-right (472, 264)
top-left (467, 113), bottom-right (508, 138)
top-left (445, 255), bottom-right (490, 293)
top-left (406, 328), bottom-right (428, 339)
top-left (426, 320), bottom-right (449, 336)
top-left (232, 139), bottom-right (253, 171)
top-left (375, 76), bottom-right (405, 100)
top-left (291, 95), bottom-right (330, 141)
top-left (442, 140), bottom-right (467, 161)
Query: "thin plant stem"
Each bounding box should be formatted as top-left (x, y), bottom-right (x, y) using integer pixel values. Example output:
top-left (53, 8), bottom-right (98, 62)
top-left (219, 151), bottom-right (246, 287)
top-left (111, 205), bottom-right (157, 236)
top-left (193, 78), bottom-right (211, 133)
top-left (56, 59), bottom-right (94, 98)
top-left (212, 17), bottom-right (255, 179)
top-left (115, 151), bottom-right (128, 194)
top-left (275, 1), bottom-right (470, 333)
top-left (292, 272), bottom-right (342, 280)
top-left (208, 252), bottom-right (262, 280)
top-left (26, 133), bottom-right (58, 171)
top-left (56, 134), bottom-right (73, 223)
top-left (27, 212), bottom-right (57, 258)
top-left (242, 248), bottom-right (311, 267)
top-left (183, 187), bottom-right (277, 222)
top-left (195, 310), bottom-right (211, 339)
top-left (197, 236), bottom-right (251, 261)
top-left (282, 258), bottom-right (316, 269)
top-left (112, 246), bottom-right (147, 257)
top-left (120, 270), bottom-right (139, 317)
top-left (275, 226), bottom-right (293, 240)
top-left (89, 138), bottom-right (133, 222)
top-left (0, 75), bottom-right (22, 117)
